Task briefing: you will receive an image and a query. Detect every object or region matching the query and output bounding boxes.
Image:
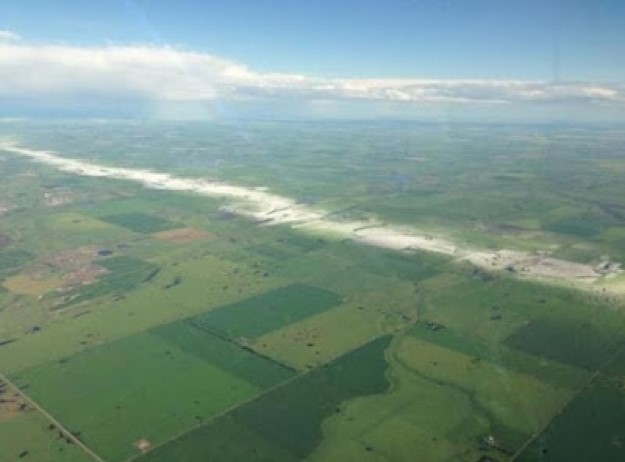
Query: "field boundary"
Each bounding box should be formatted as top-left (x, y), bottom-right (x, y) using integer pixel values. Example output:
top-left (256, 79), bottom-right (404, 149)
top-left (124, 331), bottom-right (393, 462)
top-left (186, 319), bottom-right (299, 372)
top-left (0, 370), bottom-right (107, 462)
top-left (511, 341), bottom-right (625, 460)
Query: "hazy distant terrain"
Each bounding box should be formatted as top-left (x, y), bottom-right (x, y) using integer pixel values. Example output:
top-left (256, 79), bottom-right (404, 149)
top-left (1, 120), bottom-right (625, 462)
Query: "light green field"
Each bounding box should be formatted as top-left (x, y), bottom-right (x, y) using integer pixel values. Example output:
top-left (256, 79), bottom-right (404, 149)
top-left (12, 332), bottom-right (262, 462)
top-left (395, 337), bottom-right (572, 436)
top-left (0, 411), bottom-right (92, 462)
top-left (255, 282), bottom-right (416, 369)
top-left (308, 334), bottom-right (573, 462)
top-left (0, 247), bottom-right (288, 374)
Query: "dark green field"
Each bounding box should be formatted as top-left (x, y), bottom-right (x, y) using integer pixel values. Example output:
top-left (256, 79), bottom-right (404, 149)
top-left (518, 378), bottom-right (625, 461)
top-left (151, 321), bottom-right (295, 388)
top-left (504, 319), bottom-right (624, 370)
top-left (137, 335), bottom-right (392, 462)
top-left (101, 212), bottom-right (179, 233)
top-left (410, 323), bottom-right (588, 389)
top-left (191, 284), bottom-right (343, 339)
top-left (544, 215), bottom-right (608, 239)
top-left (505, 309), bottom-right (625, 461)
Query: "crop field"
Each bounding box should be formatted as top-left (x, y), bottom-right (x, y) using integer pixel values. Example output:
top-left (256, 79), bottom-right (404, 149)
top-left (517, 354), bottom-right (625, 461)
top-left (503, 319), bottom-right (623, 370)
top-left (136, 335), bottom-right (392, 462)
top-left (0, 377), bottom-right (93, 462)
top-left (100, 212), bottom-right (179, 234)
top-left (150, 321), bottom-right (295, 388)
top-left (519, 382), bottom-right (625, 461)
top-left (11, 332), bottom-right (263, 461)
top-left (190, 284), bottom-right (343, 340)
top-left (0, 410), bottom-right (92, 462)
top-left (1, 120), bottom-right (625, 462)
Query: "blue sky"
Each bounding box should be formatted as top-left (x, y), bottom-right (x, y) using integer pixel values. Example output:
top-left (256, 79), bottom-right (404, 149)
top-left (2, 0), bottom-right (625, 79)
top-left (0, 0), bottom-right (624, 120)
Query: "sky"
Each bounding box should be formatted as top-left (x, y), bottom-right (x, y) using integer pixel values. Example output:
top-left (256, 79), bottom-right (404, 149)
top-left (1, 0), bottom-right (624, 121)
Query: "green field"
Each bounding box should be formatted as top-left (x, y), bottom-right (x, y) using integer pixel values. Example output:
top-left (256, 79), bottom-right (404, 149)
top-left (504, 319), bottom-right (624, 370)
top-left (150, 321), bottom-right (295, 388)
top-left (137, 335), bottom-right (392, 462)
top-left (410, 323), bottom-right (589, 389)
top-left (190, 284), bottom-right (343, 340)
top-left (56, 255), bottom-right (160, 307)
top-left (0, 411), bottom-right (92, 462)
top-left (1, 121), bottom-right (625, 462)
top-left (11, 332), bottom-right (264, 461)
top-left (101, 212), bottom-right (179, 234)
top-left (518, 376), bottom-right (625, 461)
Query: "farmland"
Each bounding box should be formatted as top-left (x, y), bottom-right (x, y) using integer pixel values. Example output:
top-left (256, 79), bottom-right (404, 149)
top-left (0, 120), bottom-right (625, 461)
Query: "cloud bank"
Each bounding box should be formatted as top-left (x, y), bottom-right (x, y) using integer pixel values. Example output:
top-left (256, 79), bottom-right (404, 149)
top-left (0, 36), bottom-right (623, 111)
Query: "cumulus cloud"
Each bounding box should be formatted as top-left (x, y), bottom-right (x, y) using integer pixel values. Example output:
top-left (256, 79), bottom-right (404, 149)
top-left (0, 40), bottom-right (623, 106)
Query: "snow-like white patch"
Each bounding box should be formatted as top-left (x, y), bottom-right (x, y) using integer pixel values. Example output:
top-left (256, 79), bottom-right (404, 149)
top-left (1, 140), bottom-right (622, 293)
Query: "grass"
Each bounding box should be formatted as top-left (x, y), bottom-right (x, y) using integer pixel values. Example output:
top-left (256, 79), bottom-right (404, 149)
top-left (503, 319), bottom-right (625, 370)
top-left (190, 284), bottom-right (343, 340)
top-left (3, 121), bottom-right (625, 462)
top-left (280, 234), bottom-right (326, 253)
top-left (34, 212), bottom-right (136, 252)
top-left (57, 256), bottom-right (159, 306)
top-left (517, 378), bottom-right (625, 461)
top-left (134, 415), bottom-right (298, 462)
top-left (308, 356), bottom-right (473, 461)
top-left (0, 252), bottom-right (279, 375)
top-left (0, 250), bottom-right (34, 280)
top-left (516, 348), bottom-right (625, 460)
top-left (416, 267), bottom-right (625, 351)
top-left (139, 335), bottom-right (392, 462)
top-left (11, 332), bottom-right (261, 462)
top-left (231, 335), bottom-right (392, 458)
top-left (249, 243), bottom-right (296, 261)
top-left (544, 215), bottom-right (608, 239)
top-left (0, 411), bottom-right (93, 462)
top-left (101, 212), bottom-right (178, 234)
top-left (297, 322), bottom-right (584, 461)
top-left (254, 281), bottom-right (417, 369)
top-left (395, 336), bottom-right (572, 442)
top-left (150, 321), bottom-right (295, 388)
top-left (410, 323), bottom-right (589, 389)
top-left (3, 272), bottom-right (64, 297)
top-left (305, 331), bottom-right (548, 462)
top-left (331, 243), bottom-right (448, 283)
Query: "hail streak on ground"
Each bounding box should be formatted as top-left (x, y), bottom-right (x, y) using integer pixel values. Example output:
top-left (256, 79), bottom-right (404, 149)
top-left (1, 141), bottom-right (622, 293)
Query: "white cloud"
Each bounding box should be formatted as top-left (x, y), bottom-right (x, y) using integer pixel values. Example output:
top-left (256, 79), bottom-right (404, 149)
top-left (0, 41), bottom-right (623, 107)
top-left (0, 30), bottom-right (20, 42)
